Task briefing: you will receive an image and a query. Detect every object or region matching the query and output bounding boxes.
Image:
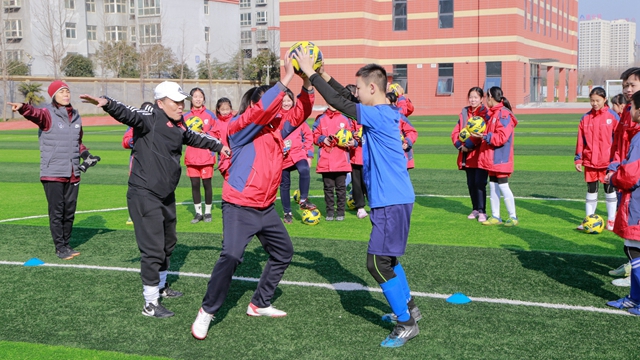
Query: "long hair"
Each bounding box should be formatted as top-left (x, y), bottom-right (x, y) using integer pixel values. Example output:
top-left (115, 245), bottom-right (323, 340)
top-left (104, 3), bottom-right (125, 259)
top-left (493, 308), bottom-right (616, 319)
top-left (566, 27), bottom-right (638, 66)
top-left (237, 85), bottom-right (270, 116)
top-left (189, 87), bottom-right (205, 109)
top-left (487, 86), bottom-right (512, 111)
top-left (589, 87), bottom-right (609, 107)
top-left (215, 97), bottom-right (232, 117)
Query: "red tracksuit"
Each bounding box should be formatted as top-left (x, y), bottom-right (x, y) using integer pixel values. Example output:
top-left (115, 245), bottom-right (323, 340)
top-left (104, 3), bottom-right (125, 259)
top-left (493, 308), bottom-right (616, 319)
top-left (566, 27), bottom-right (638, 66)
top-left (277, 89), bottom-right (314, 168)
top-left (574, 106), bottom-right (620, 170)
top-left (451, 105), bottom-right (489, 169)
top-left (184, 106), bottom-right (217, 167)
top-left (611, 126), bottom-right (640, 240)
top-left (609, 104), bottom-right (634, 171)
top-left (313, 108), bottom-right (353, 173)
top-left (399, 115), bottom-right (418, 169)
top-left (396, 95), bottom-right (414, 117)
top-left (477, 103), bottom-right (518, 175)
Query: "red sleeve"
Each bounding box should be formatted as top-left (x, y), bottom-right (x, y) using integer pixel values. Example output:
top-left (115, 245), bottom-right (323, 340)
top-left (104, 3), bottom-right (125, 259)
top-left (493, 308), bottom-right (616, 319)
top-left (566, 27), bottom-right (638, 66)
top-left (400, 120), bottom-right (418, 144)
top-left (485, 111), bottom-right (514, 147)
top-left (575, 117), bottom-right (585, 165)
top-left (312, 114), bottom-right (324, 146)
top-left (286, 88), bottom-right (314, 128)
top-left (122, 127), bottom-right (134, 149)
top-left (18, 103), bottom-right (51, 131)
top-left (397, 96), bottom-right (414, 116)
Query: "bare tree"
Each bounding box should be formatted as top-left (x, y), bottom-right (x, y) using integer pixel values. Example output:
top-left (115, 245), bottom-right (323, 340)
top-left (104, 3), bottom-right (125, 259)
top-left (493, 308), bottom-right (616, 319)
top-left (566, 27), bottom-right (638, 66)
top-left (174, 20), bottom-right (192, 86)
top-left (32, 0), bottom-right (72, 78)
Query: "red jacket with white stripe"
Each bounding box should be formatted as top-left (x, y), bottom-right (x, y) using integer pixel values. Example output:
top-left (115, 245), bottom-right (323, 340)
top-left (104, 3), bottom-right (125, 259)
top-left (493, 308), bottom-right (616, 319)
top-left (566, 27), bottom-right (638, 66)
top-left (222, 84), bottom-right (310, 208)
top-left (574, 106), bottom-right (619, 170)
top-left (609, 104), bottom-right (634, 172)
top-left (396, 95), bottom-right (414, 117)
top-left (451, 105), bottom-right (489, 169)
top-left (611, 126), bottom-right (640, 241)
top-left (313, 108), bottom-right (353, 173)
top-left (276, 89), bottom-right (314, 168)
top-left (183, 106), bottom-right (217, 166)
top-left (477, 103), bottom-right (518, 174)
top-left (399, 114), bottom-right (418, 169)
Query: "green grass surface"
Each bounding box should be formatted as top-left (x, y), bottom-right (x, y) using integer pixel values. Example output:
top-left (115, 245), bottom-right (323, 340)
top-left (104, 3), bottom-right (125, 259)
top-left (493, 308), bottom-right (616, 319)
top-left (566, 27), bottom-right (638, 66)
top-left (1, 114), bottom-right (638, 359)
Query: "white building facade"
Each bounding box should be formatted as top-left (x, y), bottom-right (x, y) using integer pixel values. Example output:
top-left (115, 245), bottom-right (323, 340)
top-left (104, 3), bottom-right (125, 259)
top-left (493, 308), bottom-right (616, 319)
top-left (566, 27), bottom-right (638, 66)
top-left (1, 0), bottom-right (240, 77)
top-left (239, 0), bottom-right (279, 58)
top-left (578, 18), bottom-right (636, 70)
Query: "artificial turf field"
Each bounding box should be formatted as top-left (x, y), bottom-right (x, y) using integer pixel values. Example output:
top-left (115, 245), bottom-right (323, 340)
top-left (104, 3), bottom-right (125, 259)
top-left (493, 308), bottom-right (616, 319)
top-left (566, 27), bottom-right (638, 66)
top-left (1, 114), bottom-right (639, 359)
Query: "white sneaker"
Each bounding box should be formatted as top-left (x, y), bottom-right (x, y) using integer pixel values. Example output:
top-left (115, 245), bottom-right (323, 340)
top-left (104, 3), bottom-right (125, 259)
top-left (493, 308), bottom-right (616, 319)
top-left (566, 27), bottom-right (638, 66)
top-left (357, 208), bottom-right (368, 219)
top-left (576, 224), bottom-right (584, 231)
top-left (612, 276), bottom-right (631, 287)
top-left (246, 303), bottom-right (287, 317)
top-left (191, 308), bottom-right (214, 340)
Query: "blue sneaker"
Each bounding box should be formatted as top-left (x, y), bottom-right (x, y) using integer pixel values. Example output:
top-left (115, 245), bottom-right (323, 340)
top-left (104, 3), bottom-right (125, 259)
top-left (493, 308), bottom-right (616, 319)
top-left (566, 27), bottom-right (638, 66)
top-left (380, 320), bottom-right (419, 348)
top-left (606, 296), bottom-right (638, 309)
top-left (629, 305), bottom-right (640, 316)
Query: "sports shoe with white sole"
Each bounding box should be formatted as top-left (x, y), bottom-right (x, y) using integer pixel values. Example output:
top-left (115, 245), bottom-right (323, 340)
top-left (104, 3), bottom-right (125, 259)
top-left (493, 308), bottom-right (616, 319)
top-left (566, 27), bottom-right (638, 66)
top-left (380, 319), bottom-right (419, 348)
top-left (609, 262), bottom-right (631, 277)
top-left (607, 220), bottom-right (614, 231)
top-left (504, 217), bottom-right (519, 227)
top-left (160, 286), bottom-right (183, 298)
top-left (246, 303), bottom-right (287, 317)
top-left (381, 305), bottom-right (422, 323)
top-left (65, 246), bottom-right (80, 258)
top-left (606, 295), bottom-right (638, 309)
top-left (612, 276), bottom-right (631, 287)
top-left (357, 208), bottom-right (368, 219)
top-left (467, 210), bottom-right (479, 220)
top-left (628, 304), bottom-right (640, 316)
top-left (192, 307), bottom-right (215, 340)
top-left (477, 213), bottom-right (487, 222)
top-left (142, 302), bottom-right (174, 318)
top-left (576, 224), bottom-right (584, 231)
top-left (482, 216), bottom-right (502, 226)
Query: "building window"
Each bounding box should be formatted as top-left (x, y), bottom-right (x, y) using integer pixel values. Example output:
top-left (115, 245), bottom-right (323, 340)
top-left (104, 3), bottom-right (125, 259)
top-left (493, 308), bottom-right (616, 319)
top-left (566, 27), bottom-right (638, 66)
top-left (393, 64), bottom-right (408, 93)
top-left (129, 0), bottom-right (135, 14)
top-left (204, 27), bottom-right (210, 42)
top-left (5, 49), bottom-right (22, 61)
top-left (105, 0), bottom-right (127, 13)
top-left (138, 0), bottom-right (160, 16)
top-left (256, 0), bottom-right (266, 5)
top-left (139, 23), bottom-right (161, 44)
top-left (439, 0), bottom-right (453, 29)
top-left (240, 13), bottom-right (251, 26)
top-left (392, 0), bottom-right (407, 31)
top-left (484, 61), bottom-right (502, 90)
top-left (256, 29), bottom-right (267, 42)
top-left (65, 0), bottom-right (75, 9)
top-left (106, 25), bottom-right (127, 41)
top-left (3, 0), bottom-right (21, 7)
top-left (241, 30), bottom-right (251, 45)
top-left (240, 0), bottom-right (250, 8)
top-left (437, 63), bottom-right (454, 95)
top-left (204, 0), bottom-right (209, 15)
top-left (4, 19), bottom-right (22, 39)
top-left (86, 0), bottom-right (95, 12)
top-left (65, 22), bottom-right (76, 39)
top-left (87, 25), bottom-right (97, 40)
top-left (243, 49), bottom-right (252, 58)
top-left (130, 26), bottom-right (136, 42)
top-left (256, 11), bottom-right (267, 24)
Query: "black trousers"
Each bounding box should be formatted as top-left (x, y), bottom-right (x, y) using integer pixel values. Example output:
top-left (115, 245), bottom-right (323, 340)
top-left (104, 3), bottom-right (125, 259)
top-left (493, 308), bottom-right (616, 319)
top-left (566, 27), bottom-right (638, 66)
top-left (465, 167), bottom-right (488, 213)
top-left (322, 172), bottom-right (347, 217)
top-left (201, 202), bottom-right (293, 314)
top-left (127, 187), bottom-right (177, 286)
top-left (42, 180), bottom-right (80, 251)
top-left (350, 164), bottom-right (367, 209)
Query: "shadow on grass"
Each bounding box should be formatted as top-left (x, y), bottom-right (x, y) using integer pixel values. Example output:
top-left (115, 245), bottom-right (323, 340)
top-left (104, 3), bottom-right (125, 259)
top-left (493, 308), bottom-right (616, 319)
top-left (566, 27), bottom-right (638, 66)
top-left (291, 250), bottom-right (390, 329)
top-left (71, 215), bottom-right (115, 248)
top-left (501, 226), bottom-right (623, 301)
top-left (517, 200), bottom-right (584, 228)
top-left (414, 195), bottom-right (470, 216)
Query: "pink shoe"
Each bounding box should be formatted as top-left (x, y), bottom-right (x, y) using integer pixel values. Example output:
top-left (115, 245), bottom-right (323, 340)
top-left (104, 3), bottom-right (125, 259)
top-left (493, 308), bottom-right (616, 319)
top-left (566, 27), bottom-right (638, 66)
top-left (467, 210), bottom-right (479, 220)
top-left (357, 208), bottom-right (368, 219)
top-left (477, 213), bottom-right (487, 222)
top-left (607, 220), bottom-right (614, 231)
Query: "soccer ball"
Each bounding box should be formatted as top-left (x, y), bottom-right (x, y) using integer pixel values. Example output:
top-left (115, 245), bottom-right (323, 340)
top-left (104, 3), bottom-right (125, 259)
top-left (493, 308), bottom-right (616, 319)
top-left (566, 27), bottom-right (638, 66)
top-left (335, 129), bottom-right (353, 147)
top-left (347, 195), bottom-right (356, 210)
top-left (185, 116), bottom-right (204, 133)
top-left (293, 189), bottom-right (300, 203)
top-left (389, 83), bottom-right (403, 97)
top-left (459, 128), bottom-right (471, 142)
top-left (302, 209), bottom-right (321, 225)
top-left (289, 41), bottom-right (323, 75)
top-left (466, 116), bottom-right (486, 134)
top-left (582, 214), bottom-right (605, 234)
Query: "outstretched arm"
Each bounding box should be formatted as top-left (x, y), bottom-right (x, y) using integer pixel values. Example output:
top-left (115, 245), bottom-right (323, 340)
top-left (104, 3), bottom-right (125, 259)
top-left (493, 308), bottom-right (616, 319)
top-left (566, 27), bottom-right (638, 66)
top-left (80, 94), bottom-right (152, 133)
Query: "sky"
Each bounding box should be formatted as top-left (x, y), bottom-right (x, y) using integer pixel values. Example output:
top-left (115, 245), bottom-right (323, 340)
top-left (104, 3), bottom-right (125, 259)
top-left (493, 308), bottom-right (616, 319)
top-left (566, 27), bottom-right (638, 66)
top-left (578, 0), bottom-right (639, 40)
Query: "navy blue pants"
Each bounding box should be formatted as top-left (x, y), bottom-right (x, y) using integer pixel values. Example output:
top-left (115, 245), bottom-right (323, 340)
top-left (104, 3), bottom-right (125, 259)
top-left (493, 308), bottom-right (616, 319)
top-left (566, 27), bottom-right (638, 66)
top-left (465, 167), bottom-right (488, 213)
top-left (201, 202), bottom-right (294, 314)
top-left (280, 160), bottom-right (311, 213)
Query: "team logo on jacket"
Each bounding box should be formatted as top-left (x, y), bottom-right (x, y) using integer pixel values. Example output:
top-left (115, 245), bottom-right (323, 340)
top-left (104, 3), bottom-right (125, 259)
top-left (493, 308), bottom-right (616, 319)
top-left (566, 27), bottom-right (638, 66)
top-left (75, 124), bottom-right (80, 128)
top-left (57, 122), bottom-right (64, 129)
top-left (204, 119), bottom-right (209, 124)
top-left (607, 119), bottom-right (612, 125)
top-left (340, 123), bottom-right (345, 129)
top-left (166, 121), bottom-right (174, 128)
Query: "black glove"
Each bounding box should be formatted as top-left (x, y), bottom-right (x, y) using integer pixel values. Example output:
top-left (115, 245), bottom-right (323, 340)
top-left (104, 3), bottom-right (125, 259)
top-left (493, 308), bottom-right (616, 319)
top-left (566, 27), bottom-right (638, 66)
top-left (79, 151), bottom-right (101, 172)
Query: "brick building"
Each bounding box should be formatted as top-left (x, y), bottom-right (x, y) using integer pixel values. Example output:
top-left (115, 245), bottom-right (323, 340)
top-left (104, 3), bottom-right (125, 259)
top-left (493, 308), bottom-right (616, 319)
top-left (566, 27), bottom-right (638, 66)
top-left (280, 0), bottom-right (579, 115)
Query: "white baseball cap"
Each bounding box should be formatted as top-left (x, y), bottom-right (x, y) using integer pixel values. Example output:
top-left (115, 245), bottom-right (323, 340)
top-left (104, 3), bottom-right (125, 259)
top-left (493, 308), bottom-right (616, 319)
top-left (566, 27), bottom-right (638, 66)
top-left (154, 81), bottom-right (191, 101)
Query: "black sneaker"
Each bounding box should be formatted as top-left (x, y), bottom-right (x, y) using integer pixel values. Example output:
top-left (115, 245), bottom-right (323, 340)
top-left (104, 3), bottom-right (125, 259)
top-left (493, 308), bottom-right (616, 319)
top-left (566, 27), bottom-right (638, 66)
top-left (283, 213), bottom-right (293, 224)
top-left (191, 214), bottom-right (204, 224)
top-left (56, 247), bottom-right (74, 260)
top-left (299, 199), bottom-right (317, 210)
top-left (160, 286), bottom-right (184, 298)
top-left (142, 302), bottom-right (174, 318)
top-left (65, 246), bottom-right (80, 258)
top-left (204, 213), bottom-right (212, 222)
top-left (380, 318), bottom-right (419, 347)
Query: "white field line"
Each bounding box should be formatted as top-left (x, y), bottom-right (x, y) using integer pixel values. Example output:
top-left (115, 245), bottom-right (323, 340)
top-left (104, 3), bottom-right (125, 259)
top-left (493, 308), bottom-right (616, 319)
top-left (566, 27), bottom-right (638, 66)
top-left (0, 260), bottom-right (630, 317)
top-left (0, 194), bottom-right (589, 224)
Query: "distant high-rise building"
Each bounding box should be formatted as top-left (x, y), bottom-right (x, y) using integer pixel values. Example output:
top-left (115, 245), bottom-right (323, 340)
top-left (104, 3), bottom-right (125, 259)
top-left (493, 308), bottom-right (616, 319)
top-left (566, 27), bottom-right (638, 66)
top-left (239, 0), bottom-right (279, 59)
top-left (578, 18), bottom-right (636, 70)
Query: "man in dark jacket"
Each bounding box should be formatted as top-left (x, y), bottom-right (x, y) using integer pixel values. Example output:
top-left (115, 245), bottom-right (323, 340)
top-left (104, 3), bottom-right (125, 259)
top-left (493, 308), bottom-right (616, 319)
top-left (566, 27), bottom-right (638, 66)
top-left (80, 81), bottom-right (230, 318)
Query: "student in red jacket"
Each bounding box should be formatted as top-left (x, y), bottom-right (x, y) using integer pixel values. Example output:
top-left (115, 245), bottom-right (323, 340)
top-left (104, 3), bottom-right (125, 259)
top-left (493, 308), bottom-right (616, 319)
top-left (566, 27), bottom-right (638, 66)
top-left (278, 86), bottom-right (316, 224)
top-left (388, 83), bottom-right (414, 116)
top-left (451, 87), bottom-right (489, 222)
top-left (184, 88), bottom-right (218, 223)
top-left (611, 94), bottom-right (628, 118)
top-left (605, 90), bottom-right (640, 315)
top-left (313, 106), bottom-right (354, 221)
top-left (387, 92), bottom-right (418, 170)
top-left (575, 87), bottom-right (620, 231)
top-left (192, 58), bottom-right (305, 340)
top-left (211, 97), bottom-right (234, 176)
top-left (473, 87), bottom-right (519, 227)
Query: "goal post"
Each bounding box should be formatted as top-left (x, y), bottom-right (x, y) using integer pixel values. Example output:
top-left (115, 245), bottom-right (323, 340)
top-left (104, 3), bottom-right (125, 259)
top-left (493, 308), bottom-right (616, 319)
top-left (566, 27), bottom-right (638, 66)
top-left (605, 79), bottom-right (623, 101)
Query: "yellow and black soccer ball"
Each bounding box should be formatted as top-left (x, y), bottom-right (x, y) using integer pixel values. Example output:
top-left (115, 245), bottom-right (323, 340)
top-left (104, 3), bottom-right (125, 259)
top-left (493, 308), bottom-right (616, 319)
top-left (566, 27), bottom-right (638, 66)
top-left (185, 116), bottom-right (204, 133)
top-left (582, 214), bottom-right (605, 234)
top-left (466, 116), bottom-right (486, 134)
top-left (335, 129), bottom-right (353, 147)
top-left (459, 128), bottom-right (471, 142)
top-left (302, 209), bottom-right (321, 225)
top-left (289, 41), bottom-right (323, 75)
